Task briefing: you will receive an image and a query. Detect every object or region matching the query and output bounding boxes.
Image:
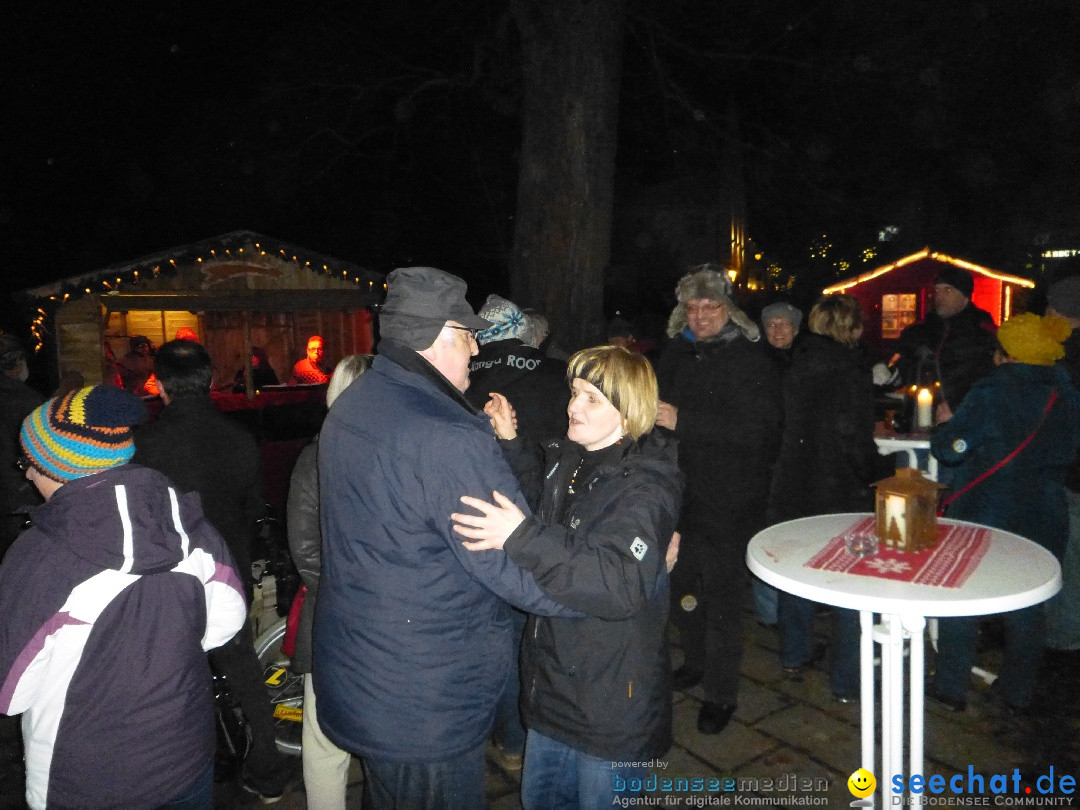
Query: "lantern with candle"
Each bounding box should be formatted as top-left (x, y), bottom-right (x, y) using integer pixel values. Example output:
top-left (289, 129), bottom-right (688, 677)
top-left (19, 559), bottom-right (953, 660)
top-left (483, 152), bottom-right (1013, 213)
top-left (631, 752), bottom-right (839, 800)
top-left (872, 468), bottom-right (946, 552)
top-left (910, 351), bottom-right (943, 433)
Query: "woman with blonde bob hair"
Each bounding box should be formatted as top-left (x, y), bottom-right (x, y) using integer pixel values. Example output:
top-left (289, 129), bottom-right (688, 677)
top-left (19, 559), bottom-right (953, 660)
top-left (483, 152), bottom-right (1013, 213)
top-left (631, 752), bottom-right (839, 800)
top-left (452, 345), bottom-right (682, 809)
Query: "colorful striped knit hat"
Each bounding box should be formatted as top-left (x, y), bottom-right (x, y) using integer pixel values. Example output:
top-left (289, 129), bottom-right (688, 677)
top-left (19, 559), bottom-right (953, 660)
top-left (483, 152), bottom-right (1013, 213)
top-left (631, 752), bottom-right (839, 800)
top-left (20, 385), bottom-right (147, 482)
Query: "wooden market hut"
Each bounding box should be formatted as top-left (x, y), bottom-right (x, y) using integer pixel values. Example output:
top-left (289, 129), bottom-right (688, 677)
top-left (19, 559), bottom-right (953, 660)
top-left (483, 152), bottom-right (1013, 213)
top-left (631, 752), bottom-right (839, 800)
top-left (821, 248), bottom-right (1035, 357)
top-left (23, 230), bottom-right (385, 393)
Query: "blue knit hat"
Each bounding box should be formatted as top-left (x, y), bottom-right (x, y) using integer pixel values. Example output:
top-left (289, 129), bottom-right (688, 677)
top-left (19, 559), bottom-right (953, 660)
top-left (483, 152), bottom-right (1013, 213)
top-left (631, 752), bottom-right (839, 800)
top-left (476, 294), bottom-right (526, 346)
top-left (20, 386), bottom-right (147, 482)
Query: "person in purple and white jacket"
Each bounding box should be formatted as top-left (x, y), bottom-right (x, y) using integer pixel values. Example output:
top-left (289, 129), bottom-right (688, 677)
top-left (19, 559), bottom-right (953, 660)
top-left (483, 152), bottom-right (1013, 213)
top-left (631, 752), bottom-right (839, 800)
top-left (0, 385), bottom-right (247, 810)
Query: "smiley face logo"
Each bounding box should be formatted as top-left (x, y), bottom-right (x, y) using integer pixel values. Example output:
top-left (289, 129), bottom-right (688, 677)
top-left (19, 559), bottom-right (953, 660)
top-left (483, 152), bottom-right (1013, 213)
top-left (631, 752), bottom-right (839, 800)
top-left (848, 768), bottom-right (876, 798)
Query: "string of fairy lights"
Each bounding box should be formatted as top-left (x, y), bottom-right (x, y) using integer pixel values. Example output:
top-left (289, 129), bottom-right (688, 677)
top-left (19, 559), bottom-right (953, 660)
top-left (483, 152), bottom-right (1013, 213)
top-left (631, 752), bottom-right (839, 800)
top-left (28, 239), bottom-right (387, 353)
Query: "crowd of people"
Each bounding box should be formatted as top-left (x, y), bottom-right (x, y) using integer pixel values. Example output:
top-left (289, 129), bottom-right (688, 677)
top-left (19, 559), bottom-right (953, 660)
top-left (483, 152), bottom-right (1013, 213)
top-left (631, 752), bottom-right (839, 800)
top-left (0, 261), bottom-right (1078, 809)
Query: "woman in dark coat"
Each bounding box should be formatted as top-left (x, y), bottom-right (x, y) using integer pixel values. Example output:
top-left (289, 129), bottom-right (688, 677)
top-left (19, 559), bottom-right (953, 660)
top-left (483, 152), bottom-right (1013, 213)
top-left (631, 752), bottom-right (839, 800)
top-left (929, 313), bottom-right (1080, 713)
top-left (767, 294), bottom-right (894, 701)
top-left (452, 345), bottom-right (682, 810)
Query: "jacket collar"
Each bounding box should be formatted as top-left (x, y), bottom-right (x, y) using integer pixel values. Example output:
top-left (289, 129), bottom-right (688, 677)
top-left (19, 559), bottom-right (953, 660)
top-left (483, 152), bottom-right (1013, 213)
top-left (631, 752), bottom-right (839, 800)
top-left (378, 338), bottom-right (480, 415)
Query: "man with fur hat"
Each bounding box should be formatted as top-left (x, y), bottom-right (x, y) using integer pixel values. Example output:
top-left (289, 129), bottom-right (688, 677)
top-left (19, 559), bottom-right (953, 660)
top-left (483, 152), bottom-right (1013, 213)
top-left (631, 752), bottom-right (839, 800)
top-left (652, 264), bottom-right (783, 734)
top-left (0, 334), bottom-right (44, 559)
top-left (0, 385), bottom-right (247, 809)
top-left (315, 267), bottom-right (576, 809)
top-left (894, 265), bottom-right (997, 411)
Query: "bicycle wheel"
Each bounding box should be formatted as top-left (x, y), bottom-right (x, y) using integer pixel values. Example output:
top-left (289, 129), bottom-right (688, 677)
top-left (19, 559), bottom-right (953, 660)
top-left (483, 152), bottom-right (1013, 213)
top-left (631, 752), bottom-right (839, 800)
top-left (253, 618), bottom-right (304, 756)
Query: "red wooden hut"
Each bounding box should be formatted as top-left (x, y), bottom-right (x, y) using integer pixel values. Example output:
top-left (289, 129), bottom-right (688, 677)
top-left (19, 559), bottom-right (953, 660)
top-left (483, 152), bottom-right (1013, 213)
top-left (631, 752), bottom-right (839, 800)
top-left (822, 248), bottom-right (1035, 357)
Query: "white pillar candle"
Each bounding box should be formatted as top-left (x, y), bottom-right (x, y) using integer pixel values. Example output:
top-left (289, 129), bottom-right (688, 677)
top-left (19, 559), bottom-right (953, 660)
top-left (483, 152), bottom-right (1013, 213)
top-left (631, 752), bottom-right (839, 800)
top-left (915, 387), bottom-right (933, 430)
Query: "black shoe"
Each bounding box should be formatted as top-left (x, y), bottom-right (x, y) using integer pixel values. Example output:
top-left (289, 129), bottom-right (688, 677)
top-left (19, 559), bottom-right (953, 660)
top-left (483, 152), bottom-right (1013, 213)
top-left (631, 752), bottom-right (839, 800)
top-left (927, 686), bottom-right (966, 713)
top-left (240, 773), bottom-right (285, 805)
top-left (671, 666), bottom-right (703, 690)
top-left (696, 701), bottom-right (736, 734)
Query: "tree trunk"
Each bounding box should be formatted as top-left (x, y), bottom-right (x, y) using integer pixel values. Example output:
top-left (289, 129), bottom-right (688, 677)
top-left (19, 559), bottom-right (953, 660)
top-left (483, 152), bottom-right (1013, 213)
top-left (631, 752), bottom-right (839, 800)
top-left (509, 0), bottom-right (625, 353)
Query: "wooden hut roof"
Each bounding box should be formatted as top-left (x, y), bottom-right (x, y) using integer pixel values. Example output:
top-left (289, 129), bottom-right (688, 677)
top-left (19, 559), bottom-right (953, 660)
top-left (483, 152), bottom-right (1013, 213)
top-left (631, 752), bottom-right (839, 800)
top-left (23, 230), bottom-right (383, 299)
top-left (822, 247), bottom-right (1035, 295)
top-left (21, 231), bottom-right (385, 351)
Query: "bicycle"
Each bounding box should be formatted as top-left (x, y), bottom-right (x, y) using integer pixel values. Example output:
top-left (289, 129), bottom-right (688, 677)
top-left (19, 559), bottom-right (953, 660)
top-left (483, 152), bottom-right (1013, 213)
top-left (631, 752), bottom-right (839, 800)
top-left (254, 617), bottom-right (304, 756)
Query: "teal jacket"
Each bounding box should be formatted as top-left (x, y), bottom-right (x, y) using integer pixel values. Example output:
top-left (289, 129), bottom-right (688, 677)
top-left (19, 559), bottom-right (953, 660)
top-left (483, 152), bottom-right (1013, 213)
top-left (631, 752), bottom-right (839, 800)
top-left (931, 362), bottom-right (1080, 559)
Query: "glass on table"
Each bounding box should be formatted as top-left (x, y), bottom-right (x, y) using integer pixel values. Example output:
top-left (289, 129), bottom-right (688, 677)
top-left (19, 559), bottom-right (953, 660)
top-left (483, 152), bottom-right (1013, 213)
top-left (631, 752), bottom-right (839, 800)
top-left (843, 532), bottom-right (880, 559)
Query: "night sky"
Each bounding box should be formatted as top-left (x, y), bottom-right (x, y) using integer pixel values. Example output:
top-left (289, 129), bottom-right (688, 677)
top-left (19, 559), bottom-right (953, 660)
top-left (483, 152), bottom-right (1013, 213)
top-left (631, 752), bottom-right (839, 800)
top-left (4, 2), bottom-right (1079, 333)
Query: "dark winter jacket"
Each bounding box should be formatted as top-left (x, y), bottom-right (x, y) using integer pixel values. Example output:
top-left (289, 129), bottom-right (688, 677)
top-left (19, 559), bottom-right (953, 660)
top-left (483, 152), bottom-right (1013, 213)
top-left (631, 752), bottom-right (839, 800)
top-left (0, 464), bottom-right (246, 809)
top-left (0, 376), bottom-right (45, 548)
top-left (286, 437), bottom-right (319, 673)
top-left (652, 324), bottom-right (782, 543)
top-left (1060, 330), bottom-right (1080, 493)
top-left (895, 302), bottom-right (997, 410)
top-left (465, 338), bottom-right (569, 448)
top-left (931, 362), bottom-right (1080, 560)
top-left (313, 340), bottom-right (577, 762)
top-left (502, 432), bottom-right (682, 760)
top-left (133, 395), bottom-right (266, 598)
top-left (768, 332), bottom-right (895, 524)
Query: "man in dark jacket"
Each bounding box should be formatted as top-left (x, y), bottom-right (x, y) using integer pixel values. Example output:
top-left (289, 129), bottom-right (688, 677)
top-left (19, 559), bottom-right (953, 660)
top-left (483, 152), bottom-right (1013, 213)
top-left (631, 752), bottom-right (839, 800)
top-left (894, 266), bottom-right (997, 411)
top-left (463, 293), bottom-right (568, 769)
top-left (652, 265), bottom-right (783, 735)
top-left (132, 339), bottom-right (289, 802)
top-left (465, 293), bottom-right (568, 449)
top-left (0, 336), bottom-right (44, 559)
top-left (315, 267), bottom-right (576, 810)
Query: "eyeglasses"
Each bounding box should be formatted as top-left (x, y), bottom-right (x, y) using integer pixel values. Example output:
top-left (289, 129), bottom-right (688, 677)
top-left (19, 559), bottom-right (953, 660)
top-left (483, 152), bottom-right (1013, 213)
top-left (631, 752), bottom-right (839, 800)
top-left (686, 303), bottom-right (723, 317)
top-left (444, 325), bottom-right (480, 341)
top-left (15, 456), bottom-right (32, 472)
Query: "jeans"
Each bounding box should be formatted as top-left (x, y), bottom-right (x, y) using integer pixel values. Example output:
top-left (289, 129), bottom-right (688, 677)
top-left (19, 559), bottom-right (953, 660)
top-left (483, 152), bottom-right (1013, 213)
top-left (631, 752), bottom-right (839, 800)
top-left (492, 608), bottom-right (528, 755)
top-left (777, 593), bottom-right (860, 697)
top-left (1045, 490), bottom-right (1080, 650)
top-left (303, 674), bottom-right (351, 810)
top-left (362, 740), bottom-right (486, 810)
top-left (207, 618), bottom-right (286, 794)
top-left (159, 760), bottom-right (214, 810)
top-left (933, 605), bottom-right (1045, 708)
top-left (521, 729), bottom-right (648, 810)
top-left (752, 576), bottom-right (778, 625)
top-left (669, 538), bottom-right (747, 705)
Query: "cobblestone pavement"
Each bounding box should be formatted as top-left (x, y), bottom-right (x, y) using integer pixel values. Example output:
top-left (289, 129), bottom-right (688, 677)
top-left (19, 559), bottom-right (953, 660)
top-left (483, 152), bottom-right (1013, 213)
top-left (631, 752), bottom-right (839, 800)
top-left (1, 614), bottom-right (1077, 808)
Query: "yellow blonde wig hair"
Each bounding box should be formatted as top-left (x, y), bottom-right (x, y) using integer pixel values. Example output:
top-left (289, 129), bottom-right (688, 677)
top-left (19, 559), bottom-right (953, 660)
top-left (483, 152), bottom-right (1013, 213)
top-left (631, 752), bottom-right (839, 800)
top-left (567, 345), bottom-right (658, 441)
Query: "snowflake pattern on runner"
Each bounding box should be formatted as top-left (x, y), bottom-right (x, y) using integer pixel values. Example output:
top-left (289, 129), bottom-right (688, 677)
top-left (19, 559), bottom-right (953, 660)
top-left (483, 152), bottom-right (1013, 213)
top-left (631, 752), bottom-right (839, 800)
top-left (865, 557), bottom-right (913, 575)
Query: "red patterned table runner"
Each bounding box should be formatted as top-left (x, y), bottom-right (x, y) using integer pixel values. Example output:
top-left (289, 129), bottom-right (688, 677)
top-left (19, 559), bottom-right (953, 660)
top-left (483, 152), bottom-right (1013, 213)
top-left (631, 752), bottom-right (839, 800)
top-left (804, 516), bottom-right (991, 588)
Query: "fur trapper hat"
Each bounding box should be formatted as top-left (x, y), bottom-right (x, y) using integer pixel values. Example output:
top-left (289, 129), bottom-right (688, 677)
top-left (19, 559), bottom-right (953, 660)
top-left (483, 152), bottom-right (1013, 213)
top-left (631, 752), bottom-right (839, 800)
top-left (666, 264), bottom-right (760, 341)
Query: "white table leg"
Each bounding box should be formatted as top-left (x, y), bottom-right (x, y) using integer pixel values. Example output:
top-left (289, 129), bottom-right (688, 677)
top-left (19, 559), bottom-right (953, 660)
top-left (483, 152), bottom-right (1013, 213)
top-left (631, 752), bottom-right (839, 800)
top-left (860, 610), bottom-right (875, 779)
top-left (904, 614), bottom-right (926, 784)
top-left (876, 614), bottom-right (905, 799)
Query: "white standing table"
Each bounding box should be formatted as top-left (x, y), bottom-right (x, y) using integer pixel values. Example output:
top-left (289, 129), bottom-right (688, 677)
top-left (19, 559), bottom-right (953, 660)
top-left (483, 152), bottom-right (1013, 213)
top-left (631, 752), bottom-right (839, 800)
top-left (746, 514), bottom-right (1060, 807)
top-left (874, 422), bottom-right (938, 481)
